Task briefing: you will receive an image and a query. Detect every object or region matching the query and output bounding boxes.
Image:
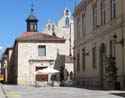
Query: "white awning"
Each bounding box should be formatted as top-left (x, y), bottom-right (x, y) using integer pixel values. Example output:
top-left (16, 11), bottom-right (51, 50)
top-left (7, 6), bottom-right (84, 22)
top-left (34, 67), bottom-right (60, 75)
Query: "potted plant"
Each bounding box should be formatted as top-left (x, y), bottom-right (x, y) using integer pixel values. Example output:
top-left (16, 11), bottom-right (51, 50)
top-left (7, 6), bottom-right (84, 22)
top-left (106, 55), bottom-right (118, 90)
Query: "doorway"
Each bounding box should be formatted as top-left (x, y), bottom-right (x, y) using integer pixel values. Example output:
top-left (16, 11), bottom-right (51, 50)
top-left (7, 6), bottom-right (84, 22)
top-left (35, 67), bottom-right (48, 81)
top-left (99, 43), bottom-right (106, 89)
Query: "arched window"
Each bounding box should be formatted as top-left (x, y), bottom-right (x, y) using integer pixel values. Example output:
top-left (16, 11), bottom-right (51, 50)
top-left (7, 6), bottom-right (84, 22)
top-left (65, 10), bottom-right (69, 15)
top-left (65, 17), bottom-right (69, 27)
top-left (48, 25), bottom-right (51, 30)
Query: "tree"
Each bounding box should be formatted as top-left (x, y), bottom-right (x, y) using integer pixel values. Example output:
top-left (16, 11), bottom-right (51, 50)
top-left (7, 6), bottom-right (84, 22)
top-left (105, 55), bottom-right (120, 90)
top-left (106, 55), bottom-right (117, 82)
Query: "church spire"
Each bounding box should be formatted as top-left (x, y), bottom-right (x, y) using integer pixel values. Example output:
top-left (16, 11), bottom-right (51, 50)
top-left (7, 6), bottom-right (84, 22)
top-left (26, 6), bottom-right (38, 32)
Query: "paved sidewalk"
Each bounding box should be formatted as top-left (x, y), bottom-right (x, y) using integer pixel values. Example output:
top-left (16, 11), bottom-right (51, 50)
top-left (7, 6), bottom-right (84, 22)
top-left (0, 83), bottom-right (6, 98)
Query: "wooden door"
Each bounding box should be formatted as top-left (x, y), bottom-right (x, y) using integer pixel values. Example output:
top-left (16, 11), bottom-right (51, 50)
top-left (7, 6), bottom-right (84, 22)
top-left (35, 67), bottom-right (48, 81)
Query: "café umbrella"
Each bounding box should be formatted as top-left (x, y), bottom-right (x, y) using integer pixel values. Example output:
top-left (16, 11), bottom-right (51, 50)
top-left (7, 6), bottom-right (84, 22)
top-left (34, 67), bottom-right (60, 75)
top-left (34, 67), bottom-right (60, 86)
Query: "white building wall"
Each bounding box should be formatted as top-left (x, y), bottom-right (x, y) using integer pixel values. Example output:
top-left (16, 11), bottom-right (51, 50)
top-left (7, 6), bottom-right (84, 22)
top-left (17, 42), bottom-right (66, 84)
top-left (65, 63), bottom-right (74, 74)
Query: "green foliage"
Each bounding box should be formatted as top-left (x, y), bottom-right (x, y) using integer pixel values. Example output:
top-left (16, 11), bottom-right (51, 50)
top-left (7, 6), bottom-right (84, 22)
top-left (106, 55), bottom-right (118, 82)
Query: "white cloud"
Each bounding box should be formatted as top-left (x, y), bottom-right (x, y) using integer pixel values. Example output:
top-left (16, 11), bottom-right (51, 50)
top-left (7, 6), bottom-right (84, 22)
top-left (0, 46), bottom-right (3, 49)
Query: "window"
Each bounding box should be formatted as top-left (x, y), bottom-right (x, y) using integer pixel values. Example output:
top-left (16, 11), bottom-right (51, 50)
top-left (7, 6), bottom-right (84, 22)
top-left (48, 25), bottom-right (51, 30)
top-left (82, 48), bottom-right (86, 70)
top-left (111, 0), bottom-right (116, 20)
top-left (65, 10), bottom-right (69, 15)
top-left (101, 0), bottom-right (106, 25)
top-left (92, 46), bottom-right (97, 69)
top-left (30, 24), bottom-right (33, 30)
top-left (77, 18), bottom-right (80, 40)
top-left (52, 25), bottom-right (55, 31)
top-left (34, 25), bottom-right (37, 30)
top-left (93, 6), bottom-right (97, 30)
top-left (65, 17), bottom-right (69, 27)
top-left (109, 40), bottom-right (115, 56)
top-left (82, 14), bottom-right (86, 38)
top-left (77, 51), bottom-right (80, 71)
top-left (38, 45), bottom-right (46, 56)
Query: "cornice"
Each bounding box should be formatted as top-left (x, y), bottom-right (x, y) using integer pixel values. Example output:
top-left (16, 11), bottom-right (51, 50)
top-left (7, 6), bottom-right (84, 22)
top-left (17, 40), bottom-right (65, 43)
top-left (74, 0), bottom-right (91, 17)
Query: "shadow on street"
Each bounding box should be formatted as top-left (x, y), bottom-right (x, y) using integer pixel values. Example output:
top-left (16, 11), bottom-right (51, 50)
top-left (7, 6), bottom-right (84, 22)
top-left (110, 93), bottom-right (125, 97)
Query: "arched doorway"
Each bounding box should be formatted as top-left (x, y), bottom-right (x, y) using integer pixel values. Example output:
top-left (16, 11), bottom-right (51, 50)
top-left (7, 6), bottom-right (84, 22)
top-left (99, 43), bottom-right (106, 89)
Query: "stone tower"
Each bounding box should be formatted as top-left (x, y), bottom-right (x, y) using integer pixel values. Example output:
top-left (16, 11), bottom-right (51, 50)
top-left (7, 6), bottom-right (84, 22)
top-left (26, 8), bottom-right (38, 32)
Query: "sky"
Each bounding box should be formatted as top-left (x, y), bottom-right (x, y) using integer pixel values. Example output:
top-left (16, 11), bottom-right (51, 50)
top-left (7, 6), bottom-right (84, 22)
top-left (0, 0), bottom-right (81, 54)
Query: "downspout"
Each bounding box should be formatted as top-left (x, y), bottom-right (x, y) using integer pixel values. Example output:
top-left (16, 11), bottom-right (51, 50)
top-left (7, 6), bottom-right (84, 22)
top-left (121, 0), bottom-right (124, 87)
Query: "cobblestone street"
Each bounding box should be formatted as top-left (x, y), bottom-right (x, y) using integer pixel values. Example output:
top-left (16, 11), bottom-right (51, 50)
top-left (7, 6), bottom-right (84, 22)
top-left (0, 84), bottom-right (125, 98)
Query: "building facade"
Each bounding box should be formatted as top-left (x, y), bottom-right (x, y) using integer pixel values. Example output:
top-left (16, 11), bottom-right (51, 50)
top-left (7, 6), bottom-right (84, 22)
top-left (74, 0), bottom-right (125, 89)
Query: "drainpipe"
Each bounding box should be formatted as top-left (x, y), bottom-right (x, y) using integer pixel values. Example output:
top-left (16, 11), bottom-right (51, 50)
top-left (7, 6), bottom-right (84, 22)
top-left (121, 0), bottom-right (124, 88)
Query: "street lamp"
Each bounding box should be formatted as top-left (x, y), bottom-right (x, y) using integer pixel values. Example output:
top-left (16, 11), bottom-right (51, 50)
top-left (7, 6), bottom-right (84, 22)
top-left (113, 33), bottom-right (124, 46)
top-left (113, 34), bottom-right (117, 42)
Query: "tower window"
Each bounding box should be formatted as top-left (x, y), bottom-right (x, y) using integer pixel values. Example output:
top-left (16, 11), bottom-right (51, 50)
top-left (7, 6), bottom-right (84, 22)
top-left (65, 17), bottom-right (69, 27)
top-left (34, 25), bottom-right (37, 30)
top-left (65, 10), bottom-right (69, 15)
top-left (52, 25), bottom-right (55, 31)
top-left (48, 25), bottom-right (51, 30)
top-left (30, 24), bottom-right (33, 30)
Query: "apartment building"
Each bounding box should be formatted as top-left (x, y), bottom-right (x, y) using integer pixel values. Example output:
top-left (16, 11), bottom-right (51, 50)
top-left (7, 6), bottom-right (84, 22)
top-left (74, 0), bottom-right (125, 89)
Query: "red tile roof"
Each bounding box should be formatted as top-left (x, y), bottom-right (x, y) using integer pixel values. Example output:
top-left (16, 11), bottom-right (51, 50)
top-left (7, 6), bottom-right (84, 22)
top-left (16, 32), bottom-right (65, 43)
top-left (19, 32), bottom-right (38, 38)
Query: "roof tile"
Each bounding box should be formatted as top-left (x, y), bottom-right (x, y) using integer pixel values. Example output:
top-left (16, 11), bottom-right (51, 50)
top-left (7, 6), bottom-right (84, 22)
top-left (16, 32), bottom-right (65, 43)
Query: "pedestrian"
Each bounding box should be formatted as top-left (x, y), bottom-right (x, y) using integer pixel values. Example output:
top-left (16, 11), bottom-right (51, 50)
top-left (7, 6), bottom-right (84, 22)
top-left (70, 71), bottom-right (73, 80)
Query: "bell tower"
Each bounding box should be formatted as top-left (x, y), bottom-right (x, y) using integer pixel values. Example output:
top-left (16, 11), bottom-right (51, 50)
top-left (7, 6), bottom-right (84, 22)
top-left (26, 8), bottom-right (38, 32)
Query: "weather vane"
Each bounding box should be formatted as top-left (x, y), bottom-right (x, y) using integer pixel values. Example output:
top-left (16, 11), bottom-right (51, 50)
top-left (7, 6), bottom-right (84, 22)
top-left (31, 3), bottom-right (34, 14)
